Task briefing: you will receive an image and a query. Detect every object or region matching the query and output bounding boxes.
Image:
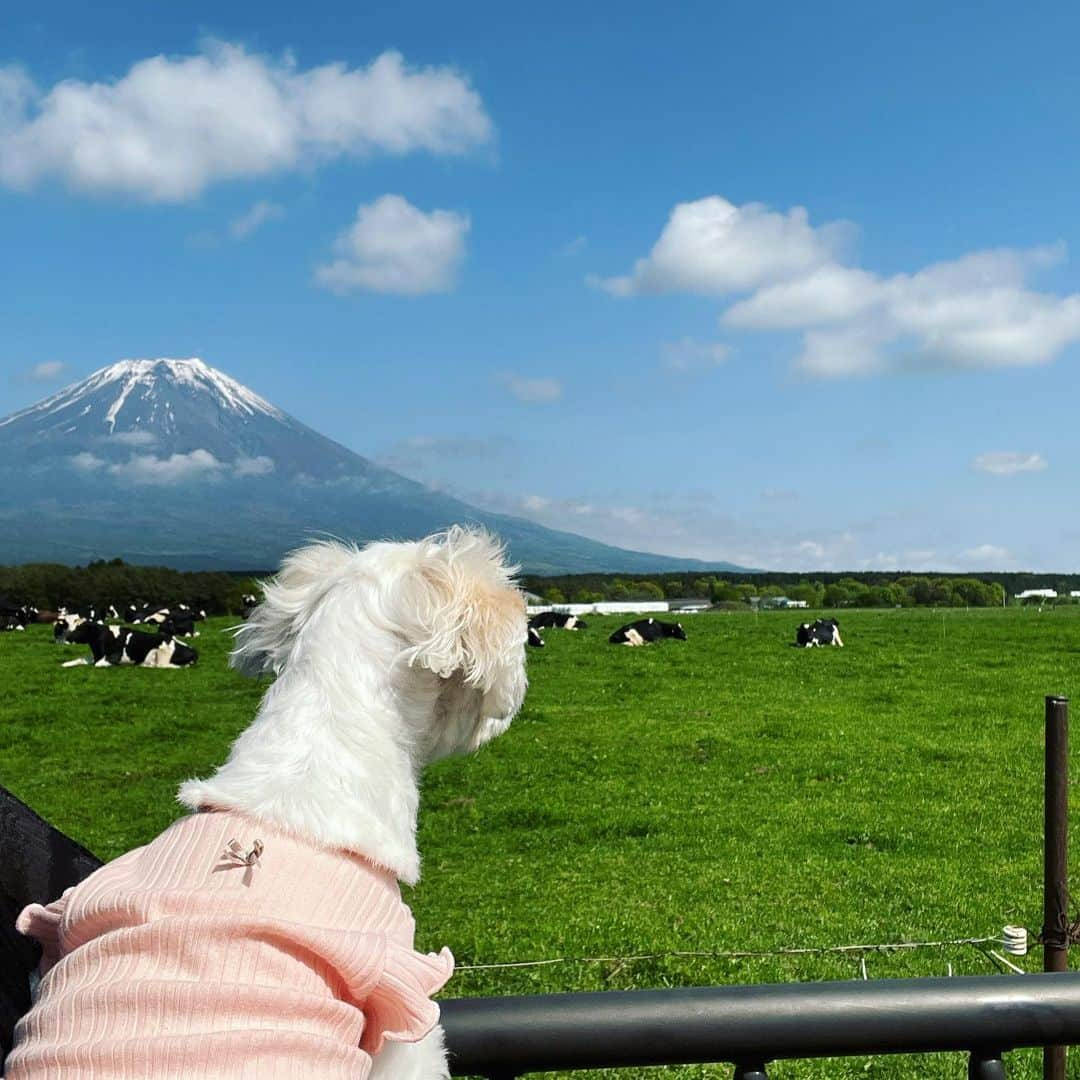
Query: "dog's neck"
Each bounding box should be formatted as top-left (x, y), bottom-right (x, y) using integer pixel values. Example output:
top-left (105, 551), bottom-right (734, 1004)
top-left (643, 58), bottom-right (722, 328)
top-left (177, 659), bottom-right (424, 884)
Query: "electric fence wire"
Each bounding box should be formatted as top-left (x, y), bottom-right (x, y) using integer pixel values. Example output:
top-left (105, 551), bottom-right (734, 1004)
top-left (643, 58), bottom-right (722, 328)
top-left (456, 929), bottom-right (1032, 974)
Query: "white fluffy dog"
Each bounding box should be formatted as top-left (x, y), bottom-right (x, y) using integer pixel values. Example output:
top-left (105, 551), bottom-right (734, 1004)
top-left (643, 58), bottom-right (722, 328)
top-left (10, 527), bottom-right (527, 1080)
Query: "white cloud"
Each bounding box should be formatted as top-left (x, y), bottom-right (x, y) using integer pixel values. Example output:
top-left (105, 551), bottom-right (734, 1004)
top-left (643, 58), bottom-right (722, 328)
top-left (68, 448), bottom-right (272, 484)
top-left (591, 196), bottom-right (852, 297)
top-left (437, 481), bottom-right (1028, 573)
top-left (560, 235), bottom-right (587, 256)
top-left (660, 337), bottom-right (731, 373)
top-left (107, 430), bottom-right (157, 446)
top-left (782, 246), bottom-right (1080, 377)
top-left (0, 43), bottom-right (492, 201)
top-left (23, 360), bottom-right (67, 382)
top-left (109, 449), bottom-right (223, 484)
top-left (70, 451), bottom-right (104, 471)
top-left (232, 454), bottom-right (275, 477)
top-left (496, 372), bottom-right (562, 403)
top-left (960, 543), bottom-right (1011, 565)
top-left (796, 539), bottom-right (827, 562)
top-left (230, 199), bottom-right (284, 239)
top-left (858, 549), bottom-right (941, 572)
top-left (0, 67), bottom-right (35, 129)
top-left (315, 195), bottom-right (469, 295)
top-left (725, 264), bottom-right (880, 329)
top-left (973, 451), bottom-right (1048, 476)
top-left (600, 193), bottom-right (1080, 377)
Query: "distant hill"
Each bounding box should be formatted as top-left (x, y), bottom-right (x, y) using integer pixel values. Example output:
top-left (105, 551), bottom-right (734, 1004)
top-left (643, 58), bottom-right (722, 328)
top-left (0, 358), bottom-right (749, 575)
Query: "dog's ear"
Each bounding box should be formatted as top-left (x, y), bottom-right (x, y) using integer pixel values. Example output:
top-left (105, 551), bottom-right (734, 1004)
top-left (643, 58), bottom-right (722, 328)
top-left (230, 540), bottom-right (358, 677)
top-left (398, 527), bottom-right (526, 692)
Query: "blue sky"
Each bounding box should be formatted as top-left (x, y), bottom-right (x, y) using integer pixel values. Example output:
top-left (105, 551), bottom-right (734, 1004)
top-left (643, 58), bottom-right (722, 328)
top-left (4, 1), bottom-right (1080, 571)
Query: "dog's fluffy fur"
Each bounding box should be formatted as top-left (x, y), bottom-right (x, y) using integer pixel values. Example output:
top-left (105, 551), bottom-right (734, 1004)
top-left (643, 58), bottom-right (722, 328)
top-left (176, 526), bottom-right (528, 1079)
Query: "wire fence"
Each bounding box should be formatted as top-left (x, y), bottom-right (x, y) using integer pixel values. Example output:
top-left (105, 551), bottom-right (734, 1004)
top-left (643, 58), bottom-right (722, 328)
top-left (456, 928), bottom-right (1031, 978)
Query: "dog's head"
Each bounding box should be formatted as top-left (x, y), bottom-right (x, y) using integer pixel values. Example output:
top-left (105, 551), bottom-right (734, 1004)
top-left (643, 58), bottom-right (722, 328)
top-left (231, 526), bottom-right (528, 764)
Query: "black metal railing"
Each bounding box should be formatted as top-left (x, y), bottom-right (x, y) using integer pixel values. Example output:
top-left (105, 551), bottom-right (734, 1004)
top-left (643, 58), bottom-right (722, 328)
top-left (442, 972), bottom-right (1080, 1078)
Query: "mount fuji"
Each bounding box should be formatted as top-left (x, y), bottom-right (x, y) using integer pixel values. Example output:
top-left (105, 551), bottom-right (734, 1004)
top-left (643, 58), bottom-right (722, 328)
top-left (0, 358), bottom-right (742, 573)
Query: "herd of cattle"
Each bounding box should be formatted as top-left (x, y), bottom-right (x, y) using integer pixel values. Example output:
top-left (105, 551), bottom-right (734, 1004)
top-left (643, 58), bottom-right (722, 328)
top-left (0, 596), bottom-right (262, 670)
top-left (526, 612), bottom-right (690, 648)
top-left (527, 611), bottom-right (844, 650)
top-left (3, 592), bottom-right (843, 666)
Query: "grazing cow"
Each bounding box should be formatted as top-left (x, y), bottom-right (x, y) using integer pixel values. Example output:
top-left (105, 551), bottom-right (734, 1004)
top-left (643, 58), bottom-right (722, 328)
top-left (796, 618), bottom-right (843, 648)
top-left (240, 594), bottom-right (260, 619)
top-left (529, 612), bottom-right (588, 631)
top-left (527, 626), bottom-right (545, 648)
top-left (608, 618), bottom-right (687, 646)
top-left (61, 623), bottom-right (198, 668)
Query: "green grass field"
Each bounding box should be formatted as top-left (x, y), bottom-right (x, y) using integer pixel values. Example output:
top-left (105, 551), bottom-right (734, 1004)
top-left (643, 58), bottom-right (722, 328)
top-left (2, 607), bottom-right (1079, 1077)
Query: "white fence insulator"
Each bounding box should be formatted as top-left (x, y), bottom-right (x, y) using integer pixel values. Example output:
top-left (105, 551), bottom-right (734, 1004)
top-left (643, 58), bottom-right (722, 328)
top-left (1002, 926), bottom-right (1029, 956)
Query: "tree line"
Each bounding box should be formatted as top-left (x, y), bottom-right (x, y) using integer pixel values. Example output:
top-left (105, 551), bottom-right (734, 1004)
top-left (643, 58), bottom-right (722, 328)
top-left (0, 559), bottom-right (259, 615)
top-left (520, 572), bottom-right (1026, 608)
top-left (2, 558), bottom-right (1071, 614)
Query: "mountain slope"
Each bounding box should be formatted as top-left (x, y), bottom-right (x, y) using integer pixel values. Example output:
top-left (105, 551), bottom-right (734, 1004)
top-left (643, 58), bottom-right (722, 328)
top-left (0, 359), bottom-right (747, 573)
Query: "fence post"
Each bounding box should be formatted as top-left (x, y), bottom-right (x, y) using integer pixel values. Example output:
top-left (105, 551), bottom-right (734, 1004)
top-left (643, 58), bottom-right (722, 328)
top-left (969, 1050), bottom-right (1006, 1078)
top-left (733, 1066), bottom-right (768, 1079)
top-left (1043, 695), bottom-right (1069, 1080)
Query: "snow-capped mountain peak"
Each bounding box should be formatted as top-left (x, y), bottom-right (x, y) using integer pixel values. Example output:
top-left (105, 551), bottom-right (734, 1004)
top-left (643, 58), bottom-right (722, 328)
top-left (0, 357), bottom-right (283, 436)
top-left (0, 356), bottom-right (399, 489)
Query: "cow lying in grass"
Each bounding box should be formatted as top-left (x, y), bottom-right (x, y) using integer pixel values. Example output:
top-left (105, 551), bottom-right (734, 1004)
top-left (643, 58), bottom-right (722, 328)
top-left (60, 622), bottom-right (198, 668)
top-left (796, 618), bottom-right (843, 647)
top-left (53, 614), bottom-right (85, 643)
top-left (527, 626), bottom-right (545, 648)
top-left (1, 607), bottom-right (33, 631)
top-left (609, 618), bottom-right (687, 646)
top-left (528, 612), bottom-right (587, 631)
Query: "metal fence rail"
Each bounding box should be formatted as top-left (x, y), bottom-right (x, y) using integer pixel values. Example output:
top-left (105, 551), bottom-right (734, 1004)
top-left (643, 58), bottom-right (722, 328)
top-left (442, 972), bottom-right (1080, 1078)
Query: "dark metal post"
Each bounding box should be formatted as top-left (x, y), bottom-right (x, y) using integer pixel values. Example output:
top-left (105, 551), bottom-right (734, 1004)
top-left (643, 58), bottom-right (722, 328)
top-left (1044, 695), bottom-right (1069, 1080)
top-left (969, 1051), bottom-right (1007, 1078)
top-left (734, 1065), bottom-right (769, 1079)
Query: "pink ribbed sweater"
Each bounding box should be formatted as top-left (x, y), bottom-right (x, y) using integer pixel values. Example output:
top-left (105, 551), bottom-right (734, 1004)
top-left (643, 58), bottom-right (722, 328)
top-left (8, 810), bottom-right (453, 1078)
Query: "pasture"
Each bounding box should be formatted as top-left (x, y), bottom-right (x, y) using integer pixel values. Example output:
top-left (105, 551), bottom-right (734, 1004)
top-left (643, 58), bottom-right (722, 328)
top-left (2, 607), bottom-right (1079, 1078)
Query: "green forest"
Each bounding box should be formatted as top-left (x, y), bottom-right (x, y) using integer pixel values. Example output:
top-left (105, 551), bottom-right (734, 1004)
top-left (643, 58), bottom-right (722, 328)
top-left (519, 570), bottom-right (1078, 608)
top-left (0, 559), bottom-right (256, 615)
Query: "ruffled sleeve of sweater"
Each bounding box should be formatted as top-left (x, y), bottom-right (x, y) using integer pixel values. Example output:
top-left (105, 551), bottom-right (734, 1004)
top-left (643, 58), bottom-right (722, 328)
top-left (359, 943), bottom-right (454, 1055)
top-left (16, 889), bottom-right (72, 974)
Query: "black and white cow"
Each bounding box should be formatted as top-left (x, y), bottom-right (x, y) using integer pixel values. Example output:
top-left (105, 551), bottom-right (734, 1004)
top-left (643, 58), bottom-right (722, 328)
top-left (61, 623), bottom-right (198, 668)
top-left (158, 613), bottom-right (200, 638)
top-left (527, 626), bottom-right (545, 648)
top-left (241, 594), bottom-right (260, 619)
top-left (1, 606), bottom-right (33, 631)
top-left (795, 618), bottom-right (843, 648)
top-left (529, 612), bottom-right (588, 631)
top-left (53, 614), bottom-right (86, 643)
top-left (608, 618), bottom-right (688, 647)
top-left (133, 604), bottom-right (206, 630)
